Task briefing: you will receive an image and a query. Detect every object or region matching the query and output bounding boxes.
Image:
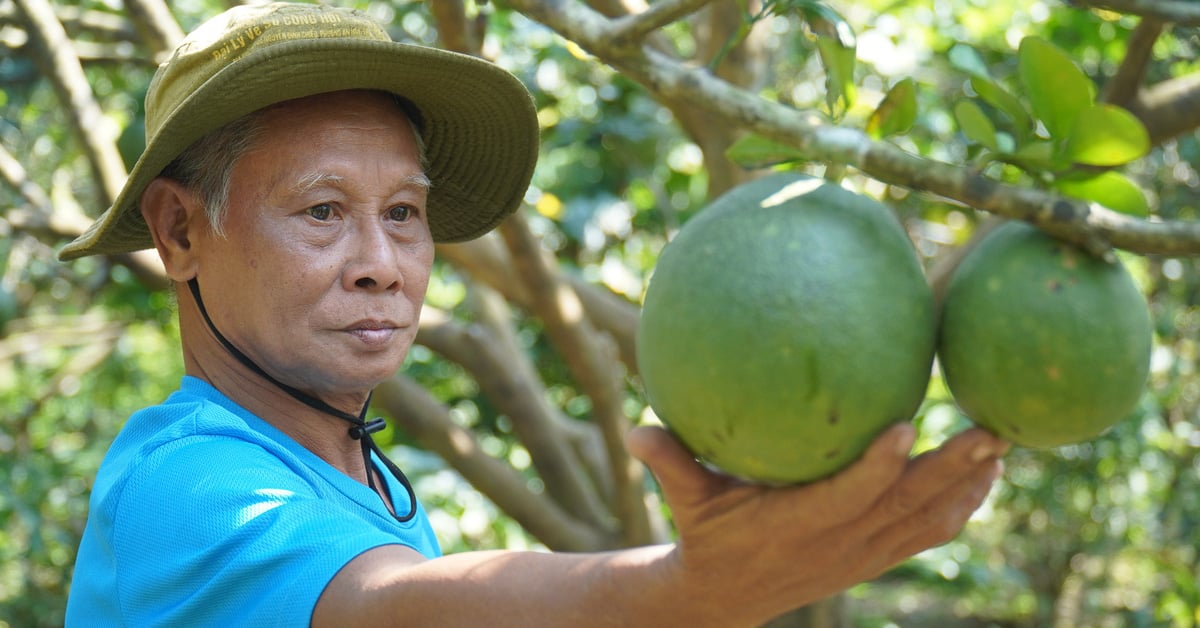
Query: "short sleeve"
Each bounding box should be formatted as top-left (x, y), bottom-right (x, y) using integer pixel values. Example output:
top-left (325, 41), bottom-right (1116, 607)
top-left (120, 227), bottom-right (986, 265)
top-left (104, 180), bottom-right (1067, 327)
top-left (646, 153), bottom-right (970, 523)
top-left (108, 435), bottom-right (404, 626)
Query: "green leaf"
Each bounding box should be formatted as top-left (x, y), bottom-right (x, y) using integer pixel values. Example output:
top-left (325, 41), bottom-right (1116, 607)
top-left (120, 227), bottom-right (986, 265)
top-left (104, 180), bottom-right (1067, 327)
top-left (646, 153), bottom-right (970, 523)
top-left (725, 134), bottom-right (809, 169)
top-left (954, 100), bottom-right (998, 151)
top-left (1008, 140), bottom-right (1059, 171)
top-left (1063, 104), bottom-right (1150, 166)
top-left (1018, 36), bottom-right (1095, 139)
top-left (948, 43), bottom-right (990, 78)
top-left (866, 78), bottom-right (917, 139)
top-left (1054, 171), bottom-right (1149, 216)
top-left (970, 75), bottom-right (1033, 140)
top-left (814, 36), bottom-right (857, 118)
top-left (796, 1), bottom-right (856, 48)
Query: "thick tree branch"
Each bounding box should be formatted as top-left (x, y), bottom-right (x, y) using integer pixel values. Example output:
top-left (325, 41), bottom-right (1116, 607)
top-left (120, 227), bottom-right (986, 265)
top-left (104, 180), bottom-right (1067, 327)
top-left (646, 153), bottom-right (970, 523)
top-left (374, 374), bottom-right (614, 552)
top-left (13, 0), bottom-right (127, 207)
top-left (123, 0), bottom-right (184, 60)
top-left (0, 5), bottom-right (137, 42)
top-left (1093, 18), bottom-right (1200, 149)
top-left (465, 285), bottom-right (618, 505)
top-left (1070, 0), bottom-right (1200, 25)
top-left (0, 143), bottom-right (55, 226)
top-left (428, 0), bottom-right (479, 55)
top-left (0, 143), bottom-right (168, 289)
top-left (499, 213), bottom-right (653, 546)
top-left (416, 304), bottom-right (616, 532)
top-left (608, 0), bottom-right (715, 47)
top-left (508, 0), bottom-right (1200, 257)
top-left (0, 314), bottom-right (124, 363)
top-left (438, 238), bottom-right (640, 374)
top-left (1128, 72), bottom-right (1200, 145)
top-left (1099, 17), bottom-right (1163, 106)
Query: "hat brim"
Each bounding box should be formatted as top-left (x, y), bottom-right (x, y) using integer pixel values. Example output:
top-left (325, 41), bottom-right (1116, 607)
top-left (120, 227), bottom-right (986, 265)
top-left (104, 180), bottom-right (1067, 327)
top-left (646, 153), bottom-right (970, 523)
top-left (59, 39), bottom-right (539, 261)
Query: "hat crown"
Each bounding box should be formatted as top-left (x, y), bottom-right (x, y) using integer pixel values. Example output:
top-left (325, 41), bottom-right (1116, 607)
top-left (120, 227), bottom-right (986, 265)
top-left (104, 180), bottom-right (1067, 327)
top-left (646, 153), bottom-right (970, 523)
top-left (145, 3), bottom-right (389, 140)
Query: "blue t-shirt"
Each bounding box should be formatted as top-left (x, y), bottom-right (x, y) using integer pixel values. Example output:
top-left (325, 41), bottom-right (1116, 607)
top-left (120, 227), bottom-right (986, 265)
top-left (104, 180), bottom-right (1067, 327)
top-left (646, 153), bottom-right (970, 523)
top-left (65, 376), bottom-right (441, 626)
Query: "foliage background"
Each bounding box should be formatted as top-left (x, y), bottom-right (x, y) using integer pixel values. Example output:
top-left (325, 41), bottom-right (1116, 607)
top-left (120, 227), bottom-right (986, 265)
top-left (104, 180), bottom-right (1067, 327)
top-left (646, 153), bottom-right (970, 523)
top-left (2, 0), bottom-right (1199, 626)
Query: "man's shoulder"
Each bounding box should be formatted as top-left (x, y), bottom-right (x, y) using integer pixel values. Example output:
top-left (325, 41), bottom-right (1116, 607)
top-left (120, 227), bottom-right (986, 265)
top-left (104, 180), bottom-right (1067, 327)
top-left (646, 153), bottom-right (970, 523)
top-left (91, 378), bottom-right (307, 515)
top-left (109, 378), bottom-right (275, 464)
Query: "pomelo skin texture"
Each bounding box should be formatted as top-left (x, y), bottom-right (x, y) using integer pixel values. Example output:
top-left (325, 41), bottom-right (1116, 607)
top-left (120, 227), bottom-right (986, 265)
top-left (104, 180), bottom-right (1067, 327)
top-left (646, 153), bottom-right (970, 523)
top-left (635, 172), bottom-right (936, 484)
top-left (938, 221), bottom-right (1152, 448)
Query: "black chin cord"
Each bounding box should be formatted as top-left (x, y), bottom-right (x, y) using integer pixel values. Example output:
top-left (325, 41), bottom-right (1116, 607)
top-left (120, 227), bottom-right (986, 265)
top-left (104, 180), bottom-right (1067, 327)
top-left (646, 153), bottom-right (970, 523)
top-left (187, 278), bottom-right (417, 523)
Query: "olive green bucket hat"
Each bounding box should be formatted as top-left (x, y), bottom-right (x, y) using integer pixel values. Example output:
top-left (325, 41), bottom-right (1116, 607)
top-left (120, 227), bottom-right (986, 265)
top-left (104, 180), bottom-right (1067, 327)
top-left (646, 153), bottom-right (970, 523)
top-left (59, 1), bottom-right (539, 261)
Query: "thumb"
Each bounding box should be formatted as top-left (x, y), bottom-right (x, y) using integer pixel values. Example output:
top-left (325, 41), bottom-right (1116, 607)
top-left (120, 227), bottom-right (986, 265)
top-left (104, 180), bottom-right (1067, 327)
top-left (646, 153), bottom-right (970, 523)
top-left (626, 424), bottom-right (726, 506)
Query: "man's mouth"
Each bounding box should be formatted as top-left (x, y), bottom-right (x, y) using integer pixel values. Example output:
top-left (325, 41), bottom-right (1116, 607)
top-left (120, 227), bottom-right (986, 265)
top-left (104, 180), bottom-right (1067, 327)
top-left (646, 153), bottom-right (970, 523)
top-left (344, 320), bottom-right (400, 346)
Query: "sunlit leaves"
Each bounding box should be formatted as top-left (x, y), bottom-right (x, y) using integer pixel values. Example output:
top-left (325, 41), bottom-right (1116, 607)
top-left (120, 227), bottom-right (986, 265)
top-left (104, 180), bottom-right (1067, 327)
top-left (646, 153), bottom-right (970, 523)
top-left (725, 134), bottom-right (809, 169)
top-left (814, 36), bottom-right (857, 118)
top-left (1063, 104), bottom-right (1149, 166)
top-left (1053, 171), bottom-right (1150, 217)
top-left (947, 36), bottom-right (1151, 215)
top-left (970, 75), bottom-right (1033, 141)
top-left (954, 99), bottom-right (998, 151)
top-left (1018, 36), bottom-right (1095, 139)
top-left (867, 78), bottom-right (917, 140)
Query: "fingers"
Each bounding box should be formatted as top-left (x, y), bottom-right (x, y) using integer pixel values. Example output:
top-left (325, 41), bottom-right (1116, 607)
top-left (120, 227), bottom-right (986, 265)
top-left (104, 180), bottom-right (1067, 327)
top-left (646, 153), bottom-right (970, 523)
top-left (788, 422), bottom-right (916, 526)
top-left (889, 457), bottom-right (1004, 558)
top-left (843, 429), bottom-right (1008, 577)
top-left (865, 427), bottom-right (1008, 527)
top-left (859, 455), bottom-right (1004, 577)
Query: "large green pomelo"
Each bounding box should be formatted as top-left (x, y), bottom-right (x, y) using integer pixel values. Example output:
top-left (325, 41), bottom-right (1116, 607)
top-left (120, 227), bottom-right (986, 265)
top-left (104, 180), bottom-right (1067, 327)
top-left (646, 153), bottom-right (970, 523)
top-left (636, 172), bottom-right (936, 484)
top-left (938, 221), bottom-right (1152, 448)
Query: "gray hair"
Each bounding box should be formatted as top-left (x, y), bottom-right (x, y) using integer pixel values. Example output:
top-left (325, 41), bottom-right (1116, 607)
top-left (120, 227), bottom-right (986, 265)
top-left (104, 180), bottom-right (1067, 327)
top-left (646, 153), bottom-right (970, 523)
top-left (157, 92), bottom-right (428, 236)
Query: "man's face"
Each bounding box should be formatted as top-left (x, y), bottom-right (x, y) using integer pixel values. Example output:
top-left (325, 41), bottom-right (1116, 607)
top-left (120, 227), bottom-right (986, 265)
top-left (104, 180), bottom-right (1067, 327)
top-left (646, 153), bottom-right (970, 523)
top-left (192, 90), bottom-right (434, 399)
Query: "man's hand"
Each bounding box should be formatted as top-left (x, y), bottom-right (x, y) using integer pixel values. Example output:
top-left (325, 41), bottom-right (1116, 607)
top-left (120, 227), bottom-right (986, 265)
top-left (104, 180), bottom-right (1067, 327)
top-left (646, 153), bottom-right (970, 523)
top-left (625, 422), bottom-right (1009, 625)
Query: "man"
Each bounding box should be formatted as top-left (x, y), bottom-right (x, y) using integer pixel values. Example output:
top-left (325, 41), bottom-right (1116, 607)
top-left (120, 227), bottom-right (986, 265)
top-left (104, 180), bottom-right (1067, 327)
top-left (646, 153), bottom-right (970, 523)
top-left (61, 3), bottom-right (1009, 626)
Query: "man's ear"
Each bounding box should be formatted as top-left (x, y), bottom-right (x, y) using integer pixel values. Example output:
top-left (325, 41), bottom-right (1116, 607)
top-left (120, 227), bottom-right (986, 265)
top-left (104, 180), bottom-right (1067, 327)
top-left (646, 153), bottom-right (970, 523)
top-left (140, 177), bottom-right (205, 282)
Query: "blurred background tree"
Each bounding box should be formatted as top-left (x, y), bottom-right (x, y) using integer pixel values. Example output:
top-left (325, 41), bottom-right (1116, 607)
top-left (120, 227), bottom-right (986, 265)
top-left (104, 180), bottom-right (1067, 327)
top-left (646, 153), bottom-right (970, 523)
top-left (2, 0), bottom-right (1198, 626)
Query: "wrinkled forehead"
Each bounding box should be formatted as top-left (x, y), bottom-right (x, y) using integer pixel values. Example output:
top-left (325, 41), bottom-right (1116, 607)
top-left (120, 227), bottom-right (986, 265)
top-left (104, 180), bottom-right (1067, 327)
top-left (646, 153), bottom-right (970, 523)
top-left (224, 92), bottom-right (430, 201)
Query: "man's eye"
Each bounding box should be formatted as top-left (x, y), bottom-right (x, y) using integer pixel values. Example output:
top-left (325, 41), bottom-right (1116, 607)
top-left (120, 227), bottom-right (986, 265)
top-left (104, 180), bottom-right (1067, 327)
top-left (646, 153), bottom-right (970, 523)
top-left (388, 205), bottom-right (411, 222)
top-left (306, 204), bottom-right (333, 220)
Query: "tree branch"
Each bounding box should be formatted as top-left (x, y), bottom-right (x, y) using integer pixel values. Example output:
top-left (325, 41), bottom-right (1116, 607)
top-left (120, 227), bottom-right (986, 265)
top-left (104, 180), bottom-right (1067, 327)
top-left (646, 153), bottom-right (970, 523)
top-left (1099, 17), bottom-right (1163, 107)
top-left (507, 0), bottom-right (1200, 257)
top-left (465, 285), bottom-right (617, 505)
top-left (416, 303), bottom-right (616, 532)
top-left (1070, 0), bottom-right (1200, 25)
top-left (428, 0), bottom-right (479, 55)
top-left (0, 143), bottom-right (55, 226)
top-left (1128, 71), bottom-right (1200, 145)
top-left (122, 0), bottom-right (184, 61)
top-left (608, 0), bottom-right (715, 47)
top-left (499, 213), bottom-right (653, 546)
top-left (438, 238), bottom-right (640, 374)
top-left (13, 0), bottom-right (127, 206)
top-left (0, 4), bottom-right (138, 42)
top-left (373, 374), bottom-right (613, 552)
top-left (0, 143), bottom-right (168, 289)
top-left (0, 314), bottom-right (124, 362)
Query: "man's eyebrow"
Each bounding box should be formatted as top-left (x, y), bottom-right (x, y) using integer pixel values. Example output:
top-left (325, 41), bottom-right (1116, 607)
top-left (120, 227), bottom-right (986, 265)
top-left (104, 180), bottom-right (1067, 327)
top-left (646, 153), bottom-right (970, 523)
top-left (289, 172), bottom-right (432, 194)
top-left (399, 172), bottom-right (433, 191)
top-left (291, 172), bottom-right (343, 194)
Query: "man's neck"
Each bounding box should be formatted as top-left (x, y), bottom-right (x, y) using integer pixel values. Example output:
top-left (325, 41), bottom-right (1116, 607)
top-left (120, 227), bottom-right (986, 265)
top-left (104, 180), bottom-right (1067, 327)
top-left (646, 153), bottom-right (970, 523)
top-left (175, 291), bottom-right (374, 484)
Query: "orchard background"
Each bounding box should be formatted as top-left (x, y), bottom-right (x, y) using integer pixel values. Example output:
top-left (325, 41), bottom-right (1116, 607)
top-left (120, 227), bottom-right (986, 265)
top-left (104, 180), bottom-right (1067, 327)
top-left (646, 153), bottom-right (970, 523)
top-left (2, 0), bottom-right (1200, 626)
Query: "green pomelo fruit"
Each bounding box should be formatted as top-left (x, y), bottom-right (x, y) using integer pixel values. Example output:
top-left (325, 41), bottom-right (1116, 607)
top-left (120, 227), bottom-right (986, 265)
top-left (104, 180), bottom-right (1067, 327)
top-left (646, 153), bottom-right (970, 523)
top-left (938, 221), bottom-right (1152, 448)
top-left (636, 172), bottom-right (937, 484)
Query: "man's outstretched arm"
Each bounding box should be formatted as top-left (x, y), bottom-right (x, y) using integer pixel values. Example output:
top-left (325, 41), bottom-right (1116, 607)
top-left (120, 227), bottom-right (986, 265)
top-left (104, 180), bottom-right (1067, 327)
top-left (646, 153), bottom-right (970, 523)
top-left (313, 423), bottom-right (1008, 627)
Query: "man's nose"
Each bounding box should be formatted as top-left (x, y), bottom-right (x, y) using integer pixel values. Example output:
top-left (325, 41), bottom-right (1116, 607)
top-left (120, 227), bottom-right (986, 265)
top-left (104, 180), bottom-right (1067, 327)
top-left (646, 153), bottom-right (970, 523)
top-left (344, 221), bottom-right (404, 293)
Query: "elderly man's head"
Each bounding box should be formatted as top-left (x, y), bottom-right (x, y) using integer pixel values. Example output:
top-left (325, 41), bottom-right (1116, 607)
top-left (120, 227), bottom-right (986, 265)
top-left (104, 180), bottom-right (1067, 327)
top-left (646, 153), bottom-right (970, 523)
top-left (56, 1), bottom-right (539, 414)
top-left (141, 90), bottom-right (434, 398)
